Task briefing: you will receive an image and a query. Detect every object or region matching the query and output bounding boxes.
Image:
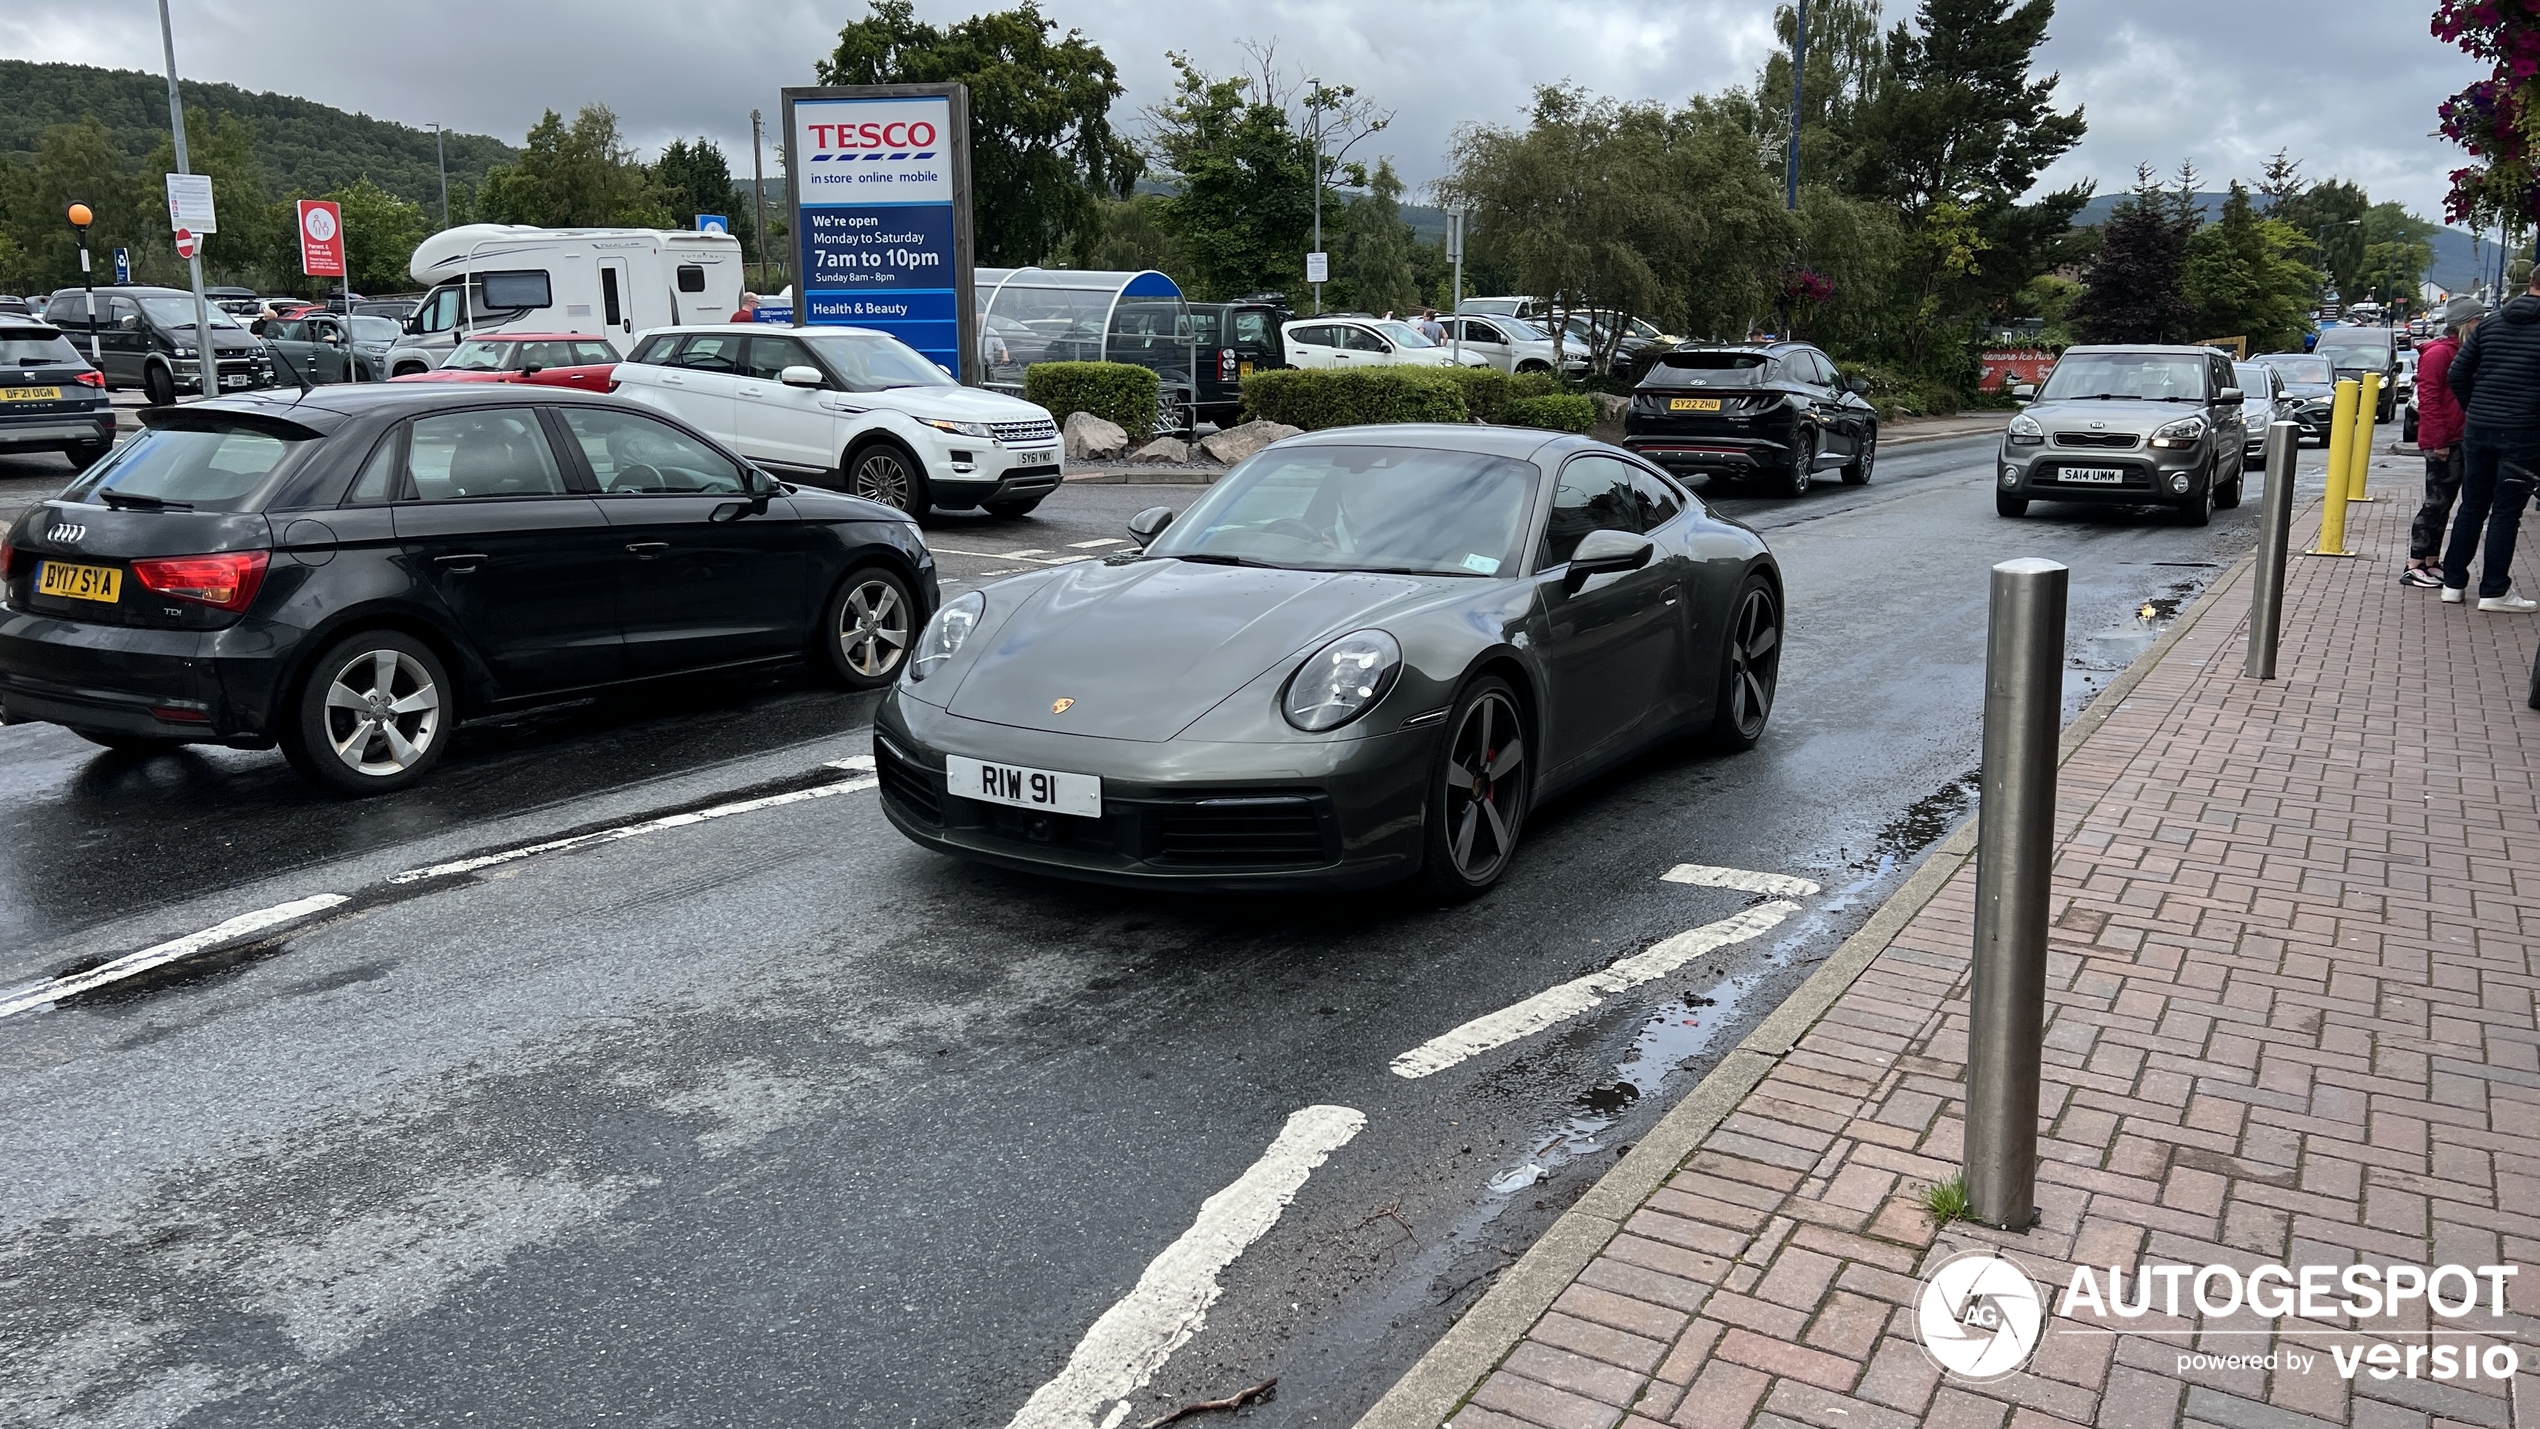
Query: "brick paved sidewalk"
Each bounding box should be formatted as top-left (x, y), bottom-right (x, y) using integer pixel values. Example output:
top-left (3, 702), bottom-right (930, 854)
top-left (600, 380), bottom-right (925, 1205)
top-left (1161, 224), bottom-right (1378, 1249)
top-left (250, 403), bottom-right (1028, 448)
top-left (1393, 471), bottom-right (2540, 1429)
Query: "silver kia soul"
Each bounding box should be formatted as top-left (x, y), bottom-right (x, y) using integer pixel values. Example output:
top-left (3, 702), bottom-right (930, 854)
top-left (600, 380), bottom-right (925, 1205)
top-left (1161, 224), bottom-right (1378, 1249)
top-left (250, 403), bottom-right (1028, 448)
top-left (1996, 345), bottom-right (2250, 527)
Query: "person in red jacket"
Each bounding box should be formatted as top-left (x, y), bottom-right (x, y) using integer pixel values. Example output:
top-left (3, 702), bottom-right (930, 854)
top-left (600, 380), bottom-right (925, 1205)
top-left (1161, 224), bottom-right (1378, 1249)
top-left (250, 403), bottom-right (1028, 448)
top-left (2404, 296), bottom-right (2484, 586)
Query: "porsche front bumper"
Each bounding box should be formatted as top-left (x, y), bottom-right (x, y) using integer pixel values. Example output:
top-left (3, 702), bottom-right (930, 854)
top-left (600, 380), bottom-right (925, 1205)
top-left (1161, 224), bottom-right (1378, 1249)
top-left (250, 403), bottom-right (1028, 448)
top-left (874, 691), bottom-right (1437, 892)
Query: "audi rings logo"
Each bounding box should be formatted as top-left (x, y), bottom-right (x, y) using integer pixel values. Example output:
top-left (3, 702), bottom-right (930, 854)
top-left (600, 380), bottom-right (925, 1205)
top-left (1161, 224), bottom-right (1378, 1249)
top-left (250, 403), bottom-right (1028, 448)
top-left (1917, 1251), bottom-right (2046, 1380)
top-left (50, 522), bottom-right (86, 543)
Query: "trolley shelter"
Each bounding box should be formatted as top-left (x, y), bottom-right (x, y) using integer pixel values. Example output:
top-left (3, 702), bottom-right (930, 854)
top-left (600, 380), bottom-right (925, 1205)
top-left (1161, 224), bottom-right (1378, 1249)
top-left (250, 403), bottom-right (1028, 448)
top-left (975, 267), bottom-right (1197, 434)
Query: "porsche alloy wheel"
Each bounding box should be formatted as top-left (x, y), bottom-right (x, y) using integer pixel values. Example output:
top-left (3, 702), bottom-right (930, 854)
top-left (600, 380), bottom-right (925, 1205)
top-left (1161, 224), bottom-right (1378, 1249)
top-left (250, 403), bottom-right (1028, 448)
top-left (1425, 678), bottom-right (1528, 899)
top-left (1711, 577), bottom-right (1781, 750)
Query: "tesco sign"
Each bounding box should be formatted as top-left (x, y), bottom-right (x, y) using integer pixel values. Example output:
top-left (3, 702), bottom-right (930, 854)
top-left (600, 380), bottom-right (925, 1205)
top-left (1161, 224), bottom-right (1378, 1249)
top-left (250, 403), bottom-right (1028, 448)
top-left (795, 97), bottom-right (953, 204)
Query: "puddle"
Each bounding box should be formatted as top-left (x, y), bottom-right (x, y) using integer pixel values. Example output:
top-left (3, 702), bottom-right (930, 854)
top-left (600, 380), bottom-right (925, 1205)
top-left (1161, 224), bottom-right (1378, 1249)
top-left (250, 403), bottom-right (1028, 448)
top-left (1862, 773), bottom-right (1976, 869)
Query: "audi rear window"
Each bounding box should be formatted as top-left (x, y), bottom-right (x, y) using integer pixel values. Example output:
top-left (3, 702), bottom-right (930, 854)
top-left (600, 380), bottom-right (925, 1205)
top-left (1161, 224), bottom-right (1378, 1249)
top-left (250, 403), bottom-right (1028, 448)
top-left (64, 422), bottom-right (309, 511)
top-left (1643, 352), bottom-right (1771, 387)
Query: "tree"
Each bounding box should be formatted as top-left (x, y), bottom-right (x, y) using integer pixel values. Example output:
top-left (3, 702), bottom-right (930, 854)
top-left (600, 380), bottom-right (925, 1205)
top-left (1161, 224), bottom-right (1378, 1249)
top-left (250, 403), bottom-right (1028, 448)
top-left (478, 105), bottom-right (667, 229)
top-left (819, 0), bottom-right (1139, 265)
top-left (2355, 201), bottom-right (2436, 307)
top-left (1756, 0), bottom-right (1889, 193)
top-left (1334, 159), bottom-right (1419, 315)
top-left (1142, 53), bottom-right (1318, 299)
top-left (2270, 178), bottom-right (2368, 303)
top-left (330, 176), bottom-right (432, 296)
top-left (136, 110), bottom-right (273, 287)
top-left (2072, 166), bottom-right (2194, 343)
top-left (0, 116), bottom-right (139, 292)
top-left (1062, 193), bottom-right (1183, 276)
top-left (2182, 182), bottom-right (2318, 352)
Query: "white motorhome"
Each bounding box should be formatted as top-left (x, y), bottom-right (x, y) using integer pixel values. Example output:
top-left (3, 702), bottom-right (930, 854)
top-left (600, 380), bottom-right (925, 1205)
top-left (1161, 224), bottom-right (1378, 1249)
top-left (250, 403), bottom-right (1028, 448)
top-left (387, 224), bottom-right (744, 374)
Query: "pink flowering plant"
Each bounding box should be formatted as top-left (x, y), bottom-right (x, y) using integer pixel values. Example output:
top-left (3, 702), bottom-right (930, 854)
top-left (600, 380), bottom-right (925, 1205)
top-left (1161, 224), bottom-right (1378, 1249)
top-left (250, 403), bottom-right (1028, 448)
top-left (2435, 1), bottom-right (2540, 222)
top-left (1783, 268), bottom-right (1835, 304)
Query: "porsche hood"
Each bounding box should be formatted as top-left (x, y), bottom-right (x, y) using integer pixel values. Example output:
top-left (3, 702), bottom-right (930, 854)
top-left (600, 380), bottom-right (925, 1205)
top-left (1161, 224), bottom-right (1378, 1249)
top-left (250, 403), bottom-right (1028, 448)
top-left (944, 559), bottom-right (1437, 741)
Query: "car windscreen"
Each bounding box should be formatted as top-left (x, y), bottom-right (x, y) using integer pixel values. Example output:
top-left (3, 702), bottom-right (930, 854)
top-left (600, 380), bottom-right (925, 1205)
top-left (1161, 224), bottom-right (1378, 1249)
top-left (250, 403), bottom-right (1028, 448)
top-left (2262, 357), bottom-right (2331, 384)
top-left (1143, 444), bottom-right (1538, 577)
top-left (799, 332), bottom-right (957, 391)
top-left (138, 296), bottom-right (242, 329)
top-left (2233, 365), bottom-right (2275, 394)
top-left (1642, 352), bottom-right (1772, 388)
top-left (2315, 337), bottom-right (2393, 371)
top-left (348, 316), bottom-right (401, 344)
top-left (63, 422), bottom-right (308, 511)
top-left (1378, 322), bottom-right (1436, 348)
top-left (2037, 354), bottom-right (2207, 401)
top-left (443, 340), bottom-right (512, 371)
top-left (0, 332), bottom-right (80, 364)
top-left (1503, 318), bottom-right (1552, 342)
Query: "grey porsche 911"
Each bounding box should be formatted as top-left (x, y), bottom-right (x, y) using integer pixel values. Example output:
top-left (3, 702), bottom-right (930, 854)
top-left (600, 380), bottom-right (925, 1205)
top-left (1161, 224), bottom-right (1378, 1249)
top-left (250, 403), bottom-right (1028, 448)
top-left (873, 425), bottom-right (1783, 898)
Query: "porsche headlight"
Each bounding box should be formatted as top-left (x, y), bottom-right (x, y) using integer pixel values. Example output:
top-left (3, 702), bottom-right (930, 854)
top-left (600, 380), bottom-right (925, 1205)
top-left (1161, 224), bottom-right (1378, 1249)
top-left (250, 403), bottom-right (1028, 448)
top-left (2007, 413), bottom-right (2044, 445)
top-left (908, 590), bottom-right (983, 683)
top-left (922, 418), bottom-right (996, 440)
top-left (1282, 629), bottom-right (1400, 732)
top-left (2150, 415), bottom-right (2208, 449)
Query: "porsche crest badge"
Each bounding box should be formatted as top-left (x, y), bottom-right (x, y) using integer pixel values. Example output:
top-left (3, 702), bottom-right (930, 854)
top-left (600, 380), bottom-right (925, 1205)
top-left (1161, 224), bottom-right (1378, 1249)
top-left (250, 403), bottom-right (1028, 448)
top-left (1051, 698), bottom-right (1075, 714)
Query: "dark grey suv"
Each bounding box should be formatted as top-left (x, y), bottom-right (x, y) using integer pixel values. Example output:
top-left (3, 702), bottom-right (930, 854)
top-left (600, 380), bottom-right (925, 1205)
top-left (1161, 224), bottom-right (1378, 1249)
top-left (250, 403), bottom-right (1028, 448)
top-left (1996, 345), bottom-right (2248, 527)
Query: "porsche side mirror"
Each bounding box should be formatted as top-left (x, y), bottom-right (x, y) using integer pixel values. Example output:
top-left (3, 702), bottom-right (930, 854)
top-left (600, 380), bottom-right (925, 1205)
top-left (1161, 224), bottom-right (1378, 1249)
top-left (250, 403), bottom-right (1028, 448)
top-left (780, 364), bottom-right (824, 388)
top-left (1564, 529), bottom-right (1655, 590)
top-left (1127, 505), bottom-right (1175, 540)
top-left (1848, 377), bottom-right (1872, 395)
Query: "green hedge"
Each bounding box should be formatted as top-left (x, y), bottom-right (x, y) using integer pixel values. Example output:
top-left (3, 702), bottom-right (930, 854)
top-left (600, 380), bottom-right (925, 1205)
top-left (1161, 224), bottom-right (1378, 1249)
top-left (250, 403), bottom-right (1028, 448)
top-left (1507, 370), bottom-right (1562, 401)
top-left (1501, 393), bottom-right (1597, 433)
top-left (1432, 366), bottom-right (1511, 423)
top-left (1239, 367), bottom-right (1470, 429)
top-left (1023, 361), bottom-right (1159, 437)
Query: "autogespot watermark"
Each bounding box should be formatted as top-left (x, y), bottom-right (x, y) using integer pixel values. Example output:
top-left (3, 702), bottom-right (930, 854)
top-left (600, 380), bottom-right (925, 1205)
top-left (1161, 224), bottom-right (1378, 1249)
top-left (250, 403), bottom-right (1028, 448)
top-left (1914, 1251), bottom-right (2525, 1385)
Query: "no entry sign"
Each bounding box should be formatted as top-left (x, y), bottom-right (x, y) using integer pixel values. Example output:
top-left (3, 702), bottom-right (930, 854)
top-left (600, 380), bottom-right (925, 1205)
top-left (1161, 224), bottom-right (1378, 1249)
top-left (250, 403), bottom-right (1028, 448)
top-left (298, 199), bottom-right (345, 278)
top-left (173, 228), bottom-right (200, 261)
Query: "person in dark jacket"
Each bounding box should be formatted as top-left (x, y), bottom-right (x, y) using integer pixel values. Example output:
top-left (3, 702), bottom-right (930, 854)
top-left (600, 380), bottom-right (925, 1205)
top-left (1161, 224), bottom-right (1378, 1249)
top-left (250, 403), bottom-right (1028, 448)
top-left (2443, 269), bottom-right (2540, 610)
top-left (2404, 297), bottom-right (2482, 585)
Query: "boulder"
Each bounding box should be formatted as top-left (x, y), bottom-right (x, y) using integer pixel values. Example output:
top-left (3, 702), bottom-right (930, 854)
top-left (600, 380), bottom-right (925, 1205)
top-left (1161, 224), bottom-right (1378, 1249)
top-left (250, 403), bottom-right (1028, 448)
top-left (1198, 419), bottom-right (1302, 466)
top-left (1131, 436), bottom-right (1190, 464)
top-left (1588, 391), bottom-right (1630, 443)
top-left (1063, 410), bottom-right (1129, 462)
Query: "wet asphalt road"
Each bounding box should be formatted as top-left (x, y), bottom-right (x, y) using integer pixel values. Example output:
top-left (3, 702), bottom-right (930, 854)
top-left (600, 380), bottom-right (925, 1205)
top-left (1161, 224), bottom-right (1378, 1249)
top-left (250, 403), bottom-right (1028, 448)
top-left (0, 431), bottom-right (2323, 1428)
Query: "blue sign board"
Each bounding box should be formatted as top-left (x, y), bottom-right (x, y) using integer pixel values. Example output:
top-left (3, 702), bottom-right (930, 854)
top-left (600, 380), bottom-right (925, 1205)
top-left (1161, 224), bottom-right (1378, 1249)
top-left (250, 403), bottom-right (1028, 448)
top-left (784, 88), bottom-right (973, 381)
top-left (112, 247), bottom-right (130, 284)
top-left (695, 214), bottom-right (729, 234)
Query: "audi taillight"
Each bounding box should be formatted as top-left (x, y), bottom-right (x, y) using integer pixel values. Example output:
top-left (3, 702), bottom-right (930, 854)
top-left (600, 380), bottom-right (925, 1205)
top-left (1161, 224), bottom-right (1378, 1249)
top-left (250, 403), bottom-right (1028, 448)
top-left (131, 551), bottom-right (269, 612)
top-left (74, 371), bottom-right (106, 388)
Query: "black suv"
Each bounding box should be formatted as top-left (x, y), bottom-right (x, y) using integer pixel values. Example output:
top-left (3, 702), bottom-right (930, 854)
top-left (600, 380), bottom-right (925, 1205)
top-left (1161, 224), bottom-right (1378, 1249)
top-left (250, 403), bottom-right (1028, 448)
top-left (0, 318), bottom-right (116, 467)
top-left (42, 285), bottom-right (274, 405)
top-left (1190, 295), bottom-right (1293, 427)
top-left (0, 385), bottom-right (936, 794)
top-left (1623, 342), bottom-right (1879, 496)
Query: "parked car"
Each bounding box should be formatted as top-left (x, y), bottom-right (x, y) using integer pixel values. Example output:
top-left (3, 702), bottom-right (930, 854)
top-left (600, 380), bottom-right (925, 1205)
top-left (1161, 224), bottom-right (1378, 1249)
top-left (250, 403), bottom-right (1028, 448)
top-left (352, 297), bottom-right (421, 322)
top-left (1280, 317), bottom-right (1490, 372)
top-left (0, 385), bottom-right (937, 793)
top-left (0, 317), bottom-right (116, 467)
top-left (1996, 345), bottom-right (2248, 526)
top-left (615, 324), bottom-right (1062, 518)
top-left (389, 333), bottom-right (622, 393)
top-left (1622, 342), bottom-right (1878, 497)
top-left (2311, 326), bottom-right (2401, 422)
top-left (2233, 361), bottom-right (2293, 466)
top-left (875, 427), bottom-right (1781, 897)
top-left (1458, 296), bottom-right (1554, 325)
top-left (208, 286), bottom-right (265, 319)
top-left (40, 285), bottom-right (274, 404)
top-left (1439, 314), bottom-right (1589, 377)
top-left (0, 296), bottom-right (35, 318)
top-left (1188, 296), bottom-right (1293, 427)
top-left (255, 310), bottom-right (380, 385)
top-left (2250, 353), bottom-right (2337, 444)
top-left (2394, 347), bottom-right (2419, 443)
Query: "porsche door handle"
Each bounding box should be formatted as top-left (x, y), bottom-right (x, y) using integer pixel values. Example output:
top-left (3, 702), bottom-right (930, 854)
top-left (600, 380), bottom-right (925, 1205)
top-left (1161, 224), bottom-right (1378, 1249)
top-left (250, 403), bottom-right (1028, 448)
top-left (625, 541), bottom-right (670, 558)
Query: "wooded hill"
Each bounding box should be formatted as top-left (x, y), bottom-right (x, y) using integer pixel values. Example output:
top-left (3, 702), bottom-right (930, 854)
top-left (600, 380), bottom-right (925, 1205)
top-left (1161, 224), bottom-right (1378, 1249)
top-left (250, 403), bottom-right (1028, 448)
top-left (0, 59), bottom-right (513, 212)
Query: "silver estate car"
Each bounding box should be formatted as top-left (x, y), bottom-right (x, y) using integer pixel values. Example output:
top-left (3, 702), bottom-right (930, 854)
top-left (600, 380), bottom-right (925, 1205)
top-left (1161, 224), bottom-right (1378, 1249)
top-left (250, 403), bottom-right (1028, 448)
top-left (1997, 345), bottom-right (2249, 527)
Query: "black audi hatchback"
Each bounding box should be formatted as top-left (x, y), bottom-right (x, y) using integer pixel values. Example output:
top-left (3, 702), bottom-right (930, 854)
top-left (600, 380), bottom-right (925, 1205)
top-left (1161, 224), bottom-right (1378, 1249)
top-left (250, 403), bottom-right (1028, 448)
top-left (0, 385), bottom-right (937, 794)
top-left (1622, 342), bottom-right (1879, 498)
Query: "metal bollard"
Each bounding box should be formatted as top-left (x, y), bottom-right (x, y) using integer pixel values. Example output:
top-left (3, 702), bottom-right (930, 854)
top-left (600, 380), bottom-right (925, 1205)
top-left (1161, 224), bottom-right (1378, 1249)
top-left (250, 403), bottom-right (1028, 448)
top-left (2245, 421), bottom-right (2302, 679)
top-left (1965, 556), bottom-right (2067, 1231)
top-left (2347, 372), bottom-right (2383, 502)
top-left (2309, 380), bottom-right (2360, 557)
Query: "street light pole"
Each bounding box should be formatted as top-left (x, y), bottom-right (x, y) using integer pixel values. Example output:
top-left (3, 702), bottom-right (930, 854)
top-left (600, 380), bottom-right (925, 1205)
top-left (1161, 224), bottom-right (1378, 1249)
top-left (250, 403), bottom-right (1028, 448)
top-left (751, 108), bottom-right (772, 294)
top-left (67, 205), bottom-right (98, 365)
top-left (157, 0), bottom-right (217, 401)
top-left (1783, 0), bottom-right (1807, 212)
top-left (1309, 81), bottom-right (1324, 317)
top-left (428, 122), bottom-right (449, 229)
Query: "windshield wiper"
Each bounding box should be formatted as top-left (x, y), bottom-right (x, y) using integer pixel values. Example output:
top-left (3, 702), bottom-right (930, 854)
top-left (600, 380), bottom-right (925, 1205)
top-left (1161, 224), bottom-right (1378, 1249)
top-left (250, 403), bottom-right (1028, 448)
top-left (97, 490), bottom-right (192, 512)
top-left (1169, 552), bottom-right (1289, 569)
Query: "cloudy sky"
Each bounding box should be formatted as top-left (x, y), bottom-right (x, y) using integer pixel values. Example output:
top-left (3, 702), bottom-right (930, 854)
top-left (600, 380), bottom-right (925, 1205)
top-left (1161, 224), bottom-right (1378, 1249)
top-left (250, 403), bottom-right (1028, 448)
top-left (0, 0), bottom-right (2487, 224)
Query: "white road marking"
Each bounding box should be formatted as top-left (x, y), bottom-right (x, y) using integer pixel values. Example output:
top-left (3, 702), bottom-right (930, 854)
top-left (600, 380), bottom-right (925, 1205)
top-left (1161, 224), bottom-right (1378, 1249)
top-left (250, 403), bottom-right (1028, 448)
top-left (1068, 538), bottom-right (1128, 549)
top-left (0, 894), bottom-right (351, 1019)
top-left (1662, 863), bottom-right (1822, 897)
top-left (1004, 1105), bottom-right (1367, 1429)
top-left (390, 758), bottom-right (878, 885)
top-left (931, 547), bottom-right (1101, 567)
top-left (1388, 901), bottom-right (1801, 1079)
top-left (1007, 548), bottom-right (1051, 557)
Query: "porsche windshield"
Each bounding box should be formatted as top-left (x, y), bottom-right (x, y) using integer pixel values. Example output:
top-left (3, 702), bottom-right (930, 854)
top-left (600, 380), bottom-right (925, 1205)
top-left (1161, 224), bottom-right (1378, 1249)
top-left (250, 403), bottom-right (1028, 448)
top-left (1145, 444), bottom-right (1539, 577)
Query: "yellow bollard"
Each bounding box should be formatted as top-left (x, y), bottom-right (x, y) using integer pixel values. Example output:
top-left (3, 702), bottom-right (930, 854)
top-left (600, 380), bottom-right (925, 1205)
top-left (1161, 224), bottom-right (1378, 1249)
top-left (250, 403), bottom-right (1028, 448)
top-left (2308, 379), bottom-right (2359, 556)
top-left (2346, 372), bottom-right (2383, 502)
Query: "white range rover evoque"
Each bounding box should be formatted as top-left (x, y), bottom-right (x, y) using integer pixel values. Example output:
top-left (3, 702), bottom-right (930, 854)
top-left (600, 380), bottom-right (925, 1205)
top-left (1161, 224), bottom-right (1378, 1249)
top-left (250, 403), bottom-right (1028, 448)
top-left (614, 324), bottom-right (1064, 517)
